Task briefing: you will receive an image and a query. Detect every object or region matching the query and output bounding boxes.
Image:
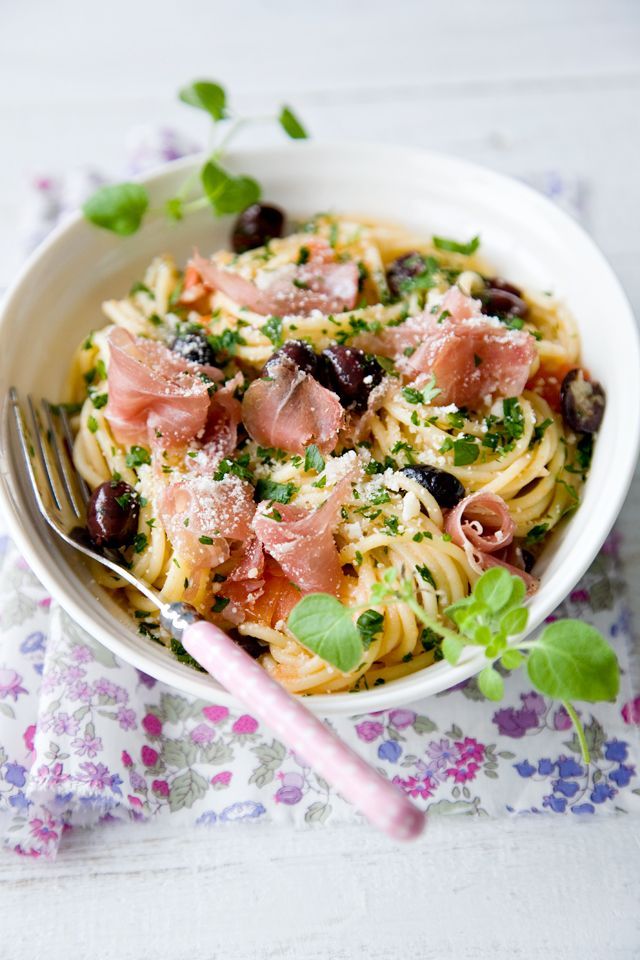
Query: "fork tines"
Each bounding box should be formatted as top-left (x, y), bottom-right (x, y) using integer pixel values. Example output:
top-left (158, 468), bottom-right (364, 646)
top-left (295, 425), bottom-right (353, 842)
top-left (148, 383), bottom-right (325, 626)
top-left (10, 388), bottom-right (89, 522)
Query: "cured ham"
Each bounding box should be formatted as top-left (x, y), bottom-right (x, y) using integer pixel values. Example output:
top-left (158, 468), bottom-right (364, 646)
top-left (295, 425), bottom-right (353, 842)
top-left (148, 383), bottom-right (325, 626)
top-left (159, 473), bottom-right (256, 573)
top-left (357, 286), bottom-right (536, 408)
top-left (191, 239), bottom-right (359, 317)
top-left (105, 327), bottom-right (221, 446)
top-left (252, 475), bottom-right (354, 596)
top-left (241, 357), bottom-right (344, 455)
top-left (186, 374), bottom-right (243, 473)
top-left (445, 491), bottom-right (538, 594)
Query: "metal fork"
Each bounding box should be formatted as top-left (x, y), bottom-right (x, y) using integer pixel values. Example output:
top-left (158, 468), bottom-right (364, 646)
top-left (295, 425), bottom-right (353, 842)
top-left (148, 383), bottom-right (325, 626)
top-left (9, 388), bottom-right (425, 841)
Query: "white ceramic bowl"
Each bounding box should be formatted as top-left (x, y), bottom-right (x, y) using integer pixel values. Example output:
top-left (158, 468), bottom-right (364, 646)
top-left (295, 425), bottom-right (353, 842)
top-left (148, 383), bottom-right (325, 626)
top-left (1, 142), bottom-right (638, 714)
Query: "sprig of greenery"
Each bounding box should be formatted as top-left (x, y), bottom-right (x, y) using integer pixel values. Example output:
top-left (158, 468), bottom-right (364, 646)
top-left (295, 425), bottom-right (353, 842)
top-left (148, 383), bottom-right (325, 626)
top-left (82, 79), bottom-right (308, 236)
top-left (287, 566), bottom-right (619, 763)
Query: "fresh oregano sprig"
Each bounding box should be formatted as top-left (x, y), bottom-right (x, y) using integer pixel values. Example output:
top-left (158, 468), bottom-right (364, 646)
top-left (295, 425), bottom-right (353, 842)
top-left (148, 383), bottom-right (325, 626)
top-left (287, 566), bottom-right (619, 763)
top-left (82, 79), bottom-right (308, 236)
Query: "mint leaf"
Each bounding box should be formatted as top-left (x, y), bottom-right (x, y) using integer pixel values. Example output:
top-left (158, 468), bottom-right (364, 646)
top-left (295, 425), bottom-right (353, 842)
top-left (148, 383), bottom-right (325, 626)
top-left (433, 234), bottom-right (480, 256)
top-left (83, 183), bottom-right (149, 236)
top-left (255, 479), bottom-right (296, 504)
top-left (201, 160), bottom-right (261, 216)
top-left (477, 665), bottom-right (505, 700)
top-left (304, 444), bottom-right (325, 473)
top-left (526, 620), bottom-right (620, 702)
top-left (179, 80), bottom-right (227, 121)
top-left (288, 594), bottom-right (363, 672)
top-left (279, 106), bottom-right (308, 140)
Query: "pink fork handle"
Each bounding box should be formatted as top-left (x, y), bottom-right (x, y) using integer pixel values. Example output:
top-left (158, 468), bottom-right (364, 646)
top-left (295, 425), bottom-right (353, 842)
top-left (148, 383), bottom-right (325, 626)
top-left (182, 621), bottom-right (425, 841)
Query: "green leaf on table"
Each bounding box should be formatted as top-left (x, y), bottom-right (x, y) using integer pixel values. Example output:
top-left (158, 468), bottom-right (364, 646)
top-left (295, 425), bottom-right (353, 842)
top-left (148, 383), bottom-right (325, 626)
top-left (83, 183), bottom-right (149, 236)
top-left (287, 594), bottom-right (363, 672)
top-left (526, 620), bottom-right (620, 702)
top-left (179, 80), bottom-right (227, 121)
top-left (201, 160), bottom-right (261, 216)
top-left (279, 105), bottom-right (308, 139)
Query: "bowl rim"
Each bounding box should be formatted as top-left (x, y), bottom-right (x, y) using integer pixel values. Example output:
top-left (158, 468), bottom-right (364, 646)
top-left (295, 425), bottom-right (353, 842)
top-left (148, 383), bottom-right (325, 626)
top-left (1, 139), bottom-right (638, 715)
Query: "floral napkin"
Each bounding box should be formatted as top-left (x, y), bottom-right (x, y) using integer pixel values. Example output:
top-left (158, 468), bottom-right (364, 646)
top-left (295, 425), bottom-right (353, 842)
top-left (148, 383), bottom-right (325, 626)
top-left (1, 130), bottom-right (638, 858)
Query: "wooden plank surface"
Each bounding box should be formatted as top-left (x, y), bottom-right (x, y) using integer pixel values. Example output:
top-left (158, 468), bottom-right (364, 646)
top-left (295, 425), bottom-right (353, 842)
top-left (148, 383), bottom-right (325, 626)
top-left (0, 1), bottom-right (639, 957)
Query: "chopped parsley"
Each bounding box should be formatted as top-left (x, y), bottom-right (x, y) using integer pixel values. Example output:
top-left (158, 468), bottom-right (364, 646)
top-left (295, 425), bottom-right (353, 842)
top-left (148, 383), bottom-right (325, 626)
top-left (255, 479), bottom-right (297, 504)
top-left (130, 280), bottom-right (154, 297)
top-left (433, 234), bottom-right (480, 256)
top-left (416, 564), bottom-right (436, 588)
top-left (502, 398), bottom-right (525, 441)
top-left (383, 516), bottom-right (400, 536)
top-left (261, 315), bottom-right (283, 347)
top-left (296, 246), bottom-right (310, 265)
top-left (525, 523), bottom-right (549, 545)
top-left (199, 535), bottom-right (214, 545)
top-left (532, 417), bottom-right (553, 445)
top-left (206, 328), bottom-right (246, 359)
top-left (304, 444), bottom-right (325, 473)
top-left (440, 437), bottom-right (479, 466)
top-left (213, 453), bottom-right (254, 483)
top-left (211, 596), bottom-right (230, 613)
top-left (356, 609), bottom-right (384, 648)
top-left (126, 445), bottom-right (151, 468)
top-left (132, 532), bottom-right (148, 553)
top-left (87, 415), bottom-right (98, 433)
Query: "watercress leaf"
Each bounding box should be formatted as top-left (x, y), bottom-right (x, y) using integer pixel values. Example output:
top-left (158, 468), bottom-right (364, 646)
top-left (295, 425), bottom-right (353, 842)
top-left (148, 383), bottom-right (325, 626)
top-left (477, 665), bottom-right (505, 700)
top-left (473, 567), bottom-right (514, 613)
top-left (500, 648), bottom-right (525, 670)
top-left (83, 183), bottom-right (149, 236)
top-left (442, 633), bottom-right (464, 665)
top-left (179, 80), bottom-right (227, 121)
top-left (500, 606), bottom-right (529, 637)
top-left (279, 105), bottom-right (308, 140)
top-left (526, 620), bottom-right (620, 702)
top-left (287, 594), bottom-right (362, 672)
top-left (433, 234), bottom-right (480, 256)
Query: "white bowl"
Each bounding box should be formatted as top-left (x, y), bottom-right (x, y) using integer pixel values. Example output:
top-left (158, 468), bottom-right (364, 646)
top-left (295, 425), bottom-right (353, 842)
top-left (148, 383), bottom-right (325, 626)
top-left (0, 142), bottom-right (638, 714)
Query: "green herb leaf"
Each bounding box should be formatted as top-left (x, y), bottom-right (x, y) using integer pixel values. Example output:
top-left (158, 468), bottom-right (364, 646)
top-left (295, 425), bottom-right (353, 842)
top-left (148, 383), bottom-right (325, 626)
top-left (125, 445), bottom-right (151, 468)
top-left (526, 620), bottom-right (620, 702)
top-left (356, 609), bottom-right (384, 648)
top-left (525, 523), bottom-right (549, 545)
top-left (500, 648), bottom-right (525, 670)
top-left (473, 566), bottom-right (514, 613)
top-left (261, 315), bottom-right (283, 347)
top-left (477, 665), bottom-right (504, 700)
top-left (278, 105), bottom-right (308, 140)
top-left (433, 234), bottom-right (480, 256)
top-left (179, 80), bottom-right (227, 121)
top-left (83, 183), bottom-right (149, 236)
top-left (201, 160), bottom-right (261, 216)
top-left (165, 197), bottom-right (184, 221)
top-left (255, 479), bottom-right (297, 504)
top-left (304, 444), bottom-right (325, 473)
top-left (132, 532), bottom-right (148, 554)
top-left (288, 594), bottom-right (363, 672)
top-left (442, 633), bottom-right (464, 665)
top-left (452, 438), bottom-right (479, 466)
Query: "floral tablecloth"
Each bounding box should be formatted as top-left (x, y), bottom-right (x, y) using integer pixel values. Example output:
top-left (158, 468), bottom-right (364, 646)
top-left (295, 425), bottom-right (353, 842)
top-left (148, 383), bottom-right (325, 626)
top-left (1, 130), bottom-right (638, 858)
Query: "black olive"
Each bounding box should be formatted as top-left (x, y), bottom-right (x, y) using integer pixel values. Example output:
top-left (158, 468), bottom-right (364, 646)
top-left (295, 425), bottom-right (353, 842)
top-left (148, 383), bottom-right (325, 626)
top-left (171, 332), bottom-right (217, 367)
top-left (319, 345), bottom-right (384, 412)
top-left (263, 340), bottom-right (319, 378)
top-left (236, 636), bottom-right (264, 660)
top-left (401, 465), bottom-right (466, 509)
top-left (231, 204), bottom-right (285, 254)
top-left (386, 252), bottom-right (429, 298)
top-left (521, 549), bottom-right (536, 574)
top-left (560, 368), bottom-right (606, 434)
top-left (481, 277), bottom-right (528, 319)
top-left (86, 481), bottom-right (140, 549)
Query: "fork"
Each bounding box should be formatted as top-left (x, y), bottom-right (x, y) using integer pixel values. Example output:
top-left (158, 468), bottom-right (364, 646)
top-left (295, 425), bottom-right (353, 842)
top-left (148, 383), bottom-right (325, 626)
top-left (9, 388), bottom-right (426, 841)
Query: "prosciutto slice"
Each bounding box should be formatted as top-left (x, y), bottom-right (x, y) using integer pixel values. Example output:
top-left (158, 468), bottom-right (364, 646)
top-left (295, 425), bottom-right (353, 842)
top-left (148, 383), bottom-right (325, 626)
top-left (445, 491), bottom-right (538, 594)
top-left (105, 328), bottom-right (221, 446)
top-left (186, 374), bottom-right (243, 473)
top-left (159, 473), bottom-right (256, 573)
top-left (252, 475), bottom-right (354, 596)
top-left (191, 239), bottom-right (359, 317)
top-left (241, 357), bottom-right (344, 455)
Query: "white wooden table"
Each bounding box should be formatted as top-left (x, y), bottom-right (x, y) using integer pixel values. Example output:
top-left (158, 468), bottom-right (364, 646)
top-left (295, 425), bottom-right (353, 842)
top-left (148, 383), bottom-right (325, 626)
top-left (1, 1), bottom-right (639, 956)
